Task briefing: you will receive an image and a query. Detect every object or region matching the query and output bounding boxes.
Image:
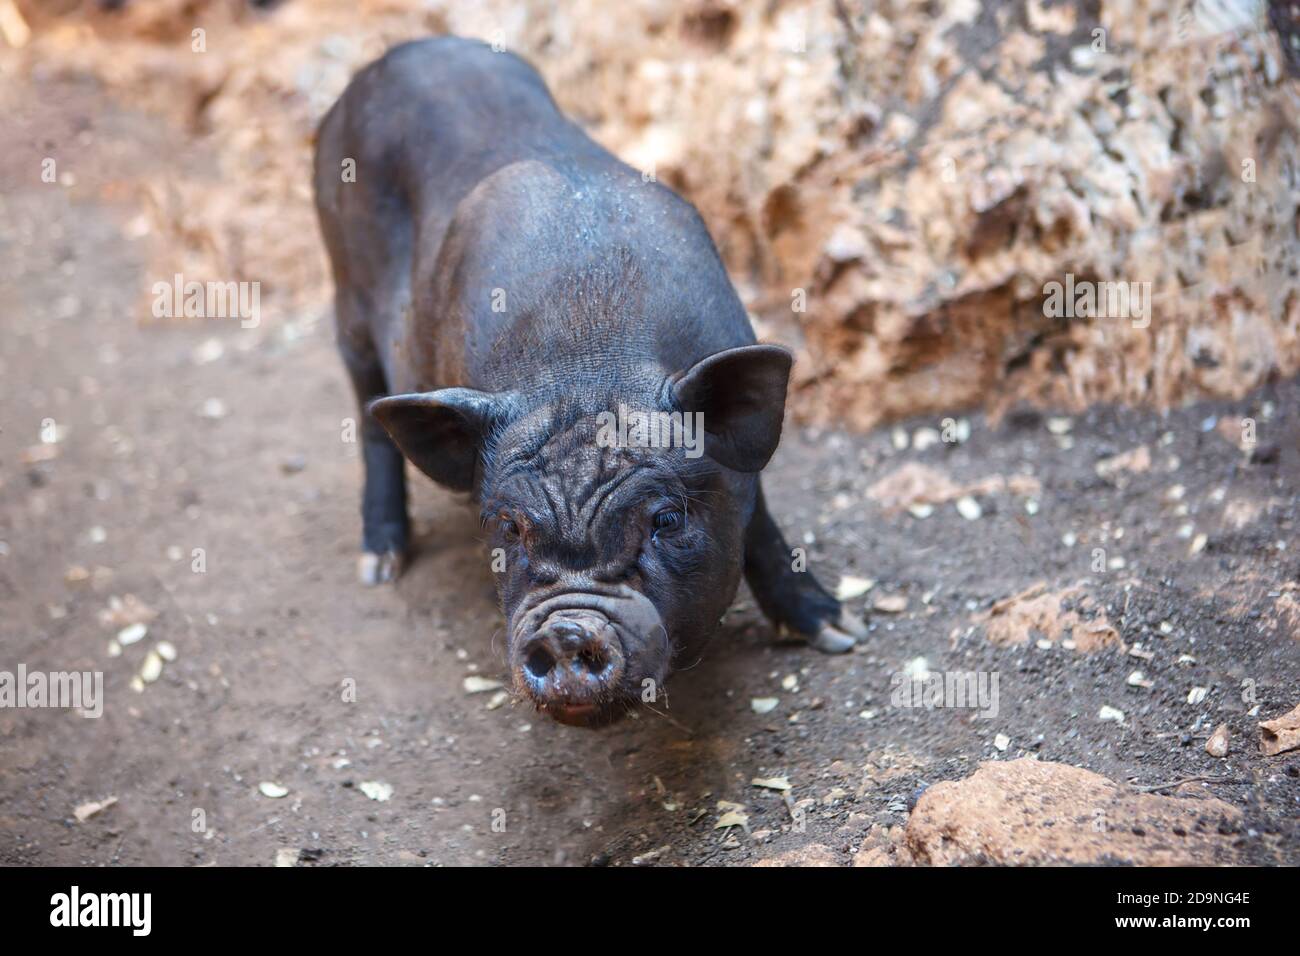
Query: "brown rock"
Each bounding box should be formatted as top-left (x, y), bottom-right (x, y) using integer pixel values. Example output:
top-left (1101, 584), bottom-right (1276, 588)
top-left (852, 825), bottom-right (907, 867)
top-left (984, 582), bottom-right (1121, 652)
top-left (752, 842), bottom-right (839, 867)
top-left (1259, 703), bottom-right (1300, 756)
top-left (1205, 723), bottom-right (1230, 758)
top-left (898, 759), bottom-right (1245, 866)
top-left (18, 0), bottom-right (1296, 429)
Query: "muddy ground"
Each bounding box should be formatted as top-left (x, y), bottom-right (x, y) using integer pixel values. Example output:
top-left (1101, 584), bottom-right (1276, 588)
top-left (1, 73), bottom-right (1297, 867)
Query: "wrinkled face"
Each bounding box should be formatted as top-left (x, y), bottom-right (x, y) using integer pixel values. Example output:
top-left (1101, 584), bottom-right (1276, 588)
top-left (482, 410), bottom-right (752, 726)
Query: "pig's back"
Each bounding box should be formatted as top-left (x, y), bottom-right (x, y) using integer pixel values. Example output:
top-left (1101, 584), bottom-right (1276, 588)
top-left (317, 37), bottom-right (754, 396)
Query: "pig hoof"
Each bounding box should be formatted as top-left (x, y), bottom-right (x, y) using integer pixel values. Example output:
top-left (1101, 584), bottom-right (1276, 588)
top-left (357, 550), bottom-right (404, 586)
top-left (807, 609), bottom-right (867, 654)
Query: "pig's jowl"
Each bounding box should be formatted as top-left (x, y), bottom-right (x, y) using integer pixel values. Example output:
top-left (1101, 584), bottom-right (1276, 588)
top-left (313, 37), bottom-right (866, 726)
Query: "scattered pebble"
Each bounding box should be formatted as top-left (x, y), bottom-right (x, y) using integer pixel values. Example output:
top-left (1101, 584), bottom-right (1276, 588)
top-left (1205, 724), bottom-right (1229, 758)
top-left (463, 676), bottom-right (503, 694)
top-left (258, 782), bottom-right (289, 799)
top-left (192, 339), bottom-right (224, 365)
top-left (485, 691), bottom-right (509, 710)
top-left (903, 657), bottom-right (931, 681)
top-left (834, 575), bottom-right (874, 601)
top-left (1126, 670), bottom-right (1153, 689)
top-left (912, 427), bottom-right (940, 451)
top-left (274, 848), bottom-right (300, 867)
top-left (73, 796), bottom-right (117, 823)
top-left (155, 641), bottom-right (177, 662)
top-left (139, 650), bottom-right (163, 684)
top-left (874, 594), bottom-right (908, 614)
top-left (1187, 687), bottom-right (1209, 705)
top-left (359, 781), bottom-right (393, 802)
top-left (1098, 705), bottom-right (1125, 723)
top-left (117, 623), bottom-right (148, 647)
top-left (201, 397), bottom-right (227, 419)
top-left (631, 846), bottom-right (670, 865)
top-left (993, 733), bottom-right (1010, 752)
top-left (751, 776), bottom-right (791, 791)
top-left (750, 697), bottom-right (779, 715)
top-left (955, 495), bottom-right (982, 520)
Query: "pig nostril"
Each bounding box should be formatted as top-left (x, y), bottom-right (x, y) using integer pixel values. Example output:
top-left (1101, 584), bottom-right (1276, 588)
top-left (525, 646), bottom-right (556, 680)
top-left (577, 646), bottom-right (607, 675)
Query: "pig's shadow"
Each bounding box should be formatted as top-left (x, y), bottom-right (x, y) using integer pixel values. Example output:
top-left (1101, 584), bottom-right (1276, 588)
top-left (499, 613), bottom-right (790, 864)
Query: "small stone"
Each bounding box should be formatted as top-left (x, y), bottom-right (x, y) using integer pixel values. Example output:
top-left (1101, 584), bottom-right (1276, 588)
top-left (1205, 724), bottom-right (1229, 758)
top-left (912, 427), bottom-right (940, 451)
top-left (873, 593), bottom-right (908, 614)
top-left (903, 656), bottom-right (931, 680)
top-left (359, 781), bottom-right (393, 802)
top-left (462, 676), bottom-right (503, 694)
top-left (73, 796), bottom-right (118, 823)
top-left (139, 650), bottom-right (163, 684)
top-left (117, 623), bottom-right (147, 646)
top-left (835, 575), bottom-right (875, 600)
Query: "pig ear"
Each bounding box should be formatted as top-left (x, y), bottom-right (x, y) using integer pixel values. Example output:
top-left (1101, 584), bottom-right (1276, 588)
top-left (368, 388), bottom-right (506, 492)
top-left (671, 344), bottom-right (793, 472)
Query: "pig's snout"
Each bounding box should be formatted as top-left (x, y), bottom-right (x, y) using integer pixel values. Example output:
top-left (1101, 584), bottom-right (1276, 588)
top-left (518, 611), bottom-right (626, 714)
top-left (509, 588), bottom-right (668, 726)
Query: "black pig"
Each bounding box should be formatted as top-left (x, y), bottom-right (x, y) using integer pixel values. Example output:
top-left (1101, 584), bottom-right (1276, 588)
top-left (313, 37), bottom-right (865, 726)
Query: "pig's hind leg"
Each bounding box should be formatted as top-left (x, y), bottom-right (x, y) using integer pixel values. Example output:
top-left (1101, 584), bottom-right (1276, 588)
top-left (743, 485), bottom-right (867, 653)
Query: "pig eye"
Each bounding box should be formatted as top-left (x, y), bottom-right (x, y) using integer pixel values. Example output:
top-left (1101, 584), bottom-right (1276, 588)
top-left (652, 508), bottom-right (684, 535)
top-left (499, 515), bottom-right (521, 540)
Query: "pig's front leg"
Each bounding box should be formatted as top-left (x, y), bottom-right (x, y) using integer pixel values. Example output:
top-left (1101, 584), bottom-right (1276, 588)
top-left (340, 323), bottom-right (410, 586)
top-left (743, 485), bottom-right (867, 653)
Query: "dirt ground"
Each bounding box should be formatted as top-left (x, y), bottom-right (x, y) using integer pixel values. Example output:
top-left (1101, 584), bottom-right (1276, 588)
top-left (1, 72), bottom-right (1297, 867)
